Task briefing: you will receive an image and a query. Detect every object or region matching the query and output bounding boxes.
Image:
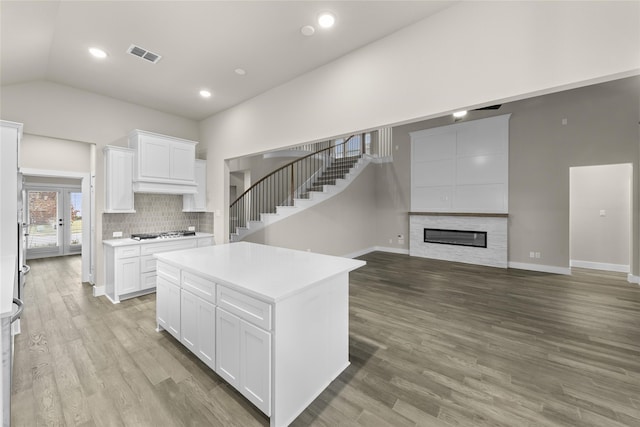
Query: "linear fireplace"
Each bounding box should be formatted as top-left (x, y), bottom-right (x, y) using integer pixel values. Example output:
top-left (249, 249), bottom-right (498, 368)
top-left (424, 228), bottom-right (487, 248)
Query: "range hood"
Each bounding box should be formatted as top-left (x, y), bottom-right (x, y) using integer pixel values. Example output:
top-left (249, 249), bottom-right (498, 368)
top-left (129, 129), bottom-right (198, 195)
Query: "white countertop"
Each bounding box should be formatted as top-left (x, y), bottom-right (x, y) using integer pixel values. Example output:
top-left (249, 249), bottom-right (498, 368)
top-left (155, 242), bottom-right (366, 303)
top-left (103, 232), bottom-right (214, 247)
top-left (0, 256), bottom-right (16, 317)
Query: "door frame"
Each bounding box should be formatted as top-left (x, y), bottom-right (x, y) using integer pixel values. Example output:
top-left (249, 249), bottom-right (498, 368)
top-left (21, 168), bottom-right (94, 284)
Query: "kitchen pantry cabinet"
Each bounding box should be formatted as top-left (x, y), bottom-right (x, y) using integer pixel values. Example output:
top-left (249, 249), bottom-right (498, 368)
top-left (183, 159), bottom-right (207, 212)
top-left (104, 146), bottom-right (135, 213)
top-left (103, 235), bottom-right (213, 303)
top-left (128, 130), bottom-right (198, 194)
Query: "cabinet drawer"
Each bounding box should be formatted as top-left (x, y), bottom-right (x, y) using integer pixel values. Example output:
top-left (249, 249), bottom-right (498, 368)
top-left (197, 237), bottom-right (214, 247)
top-left (115, 245), bottom-right (140, 259)
top-left (140, 239), bottom-right (197, 255)
top-left (157, 262), bottom-right (180, 284)
top-left (217, 286), bottom-right (272, 331)
top-left (182, 271), bottom-right (216, 304)
top-left (140, 255), bottom-right (157, 273)
top-left (140, 272), bottom-right (156, 290)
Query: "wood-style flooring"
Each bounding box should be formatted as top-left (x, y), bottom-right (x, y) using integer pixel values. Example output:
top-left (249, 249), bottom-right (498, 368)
top-left (12, 252), bottom-right (640, 426)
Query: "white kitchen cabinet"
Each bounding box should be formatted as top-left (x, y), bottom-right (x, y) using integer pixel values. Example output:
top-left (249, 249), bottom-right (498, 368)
top-left (104, 146), bottom-right (135, 213)
top-left (216, 307), bottom-right (240, 387)
top-left (183, 159), bottom-right (207, 212)
top-left (155, 243), bottom-right (365, 427)
top-left (112, 246), bottom-right (141, 297)
top-left (181, 290), bottom-right (215, 369)
top-left (103, 234), bottom-right (213, 303)
top-left (128, 130), bottom-right (198, 194)
top-left (156, 275), bottom-right (180, 340)
top-left (239, 318), bottom-right (271, 415)
top-left (216, 307), bottom-right (271, 415)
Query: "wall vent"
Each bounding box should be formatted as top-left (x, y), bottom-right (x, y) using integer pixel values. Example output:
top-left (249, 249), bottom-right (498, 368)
top-left (127, 44), bottom-right (162, 64)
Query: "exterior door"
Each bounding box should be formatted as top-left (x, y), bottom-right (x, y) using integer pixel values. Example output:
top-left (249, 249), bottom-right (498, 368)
top-left (26, 186), bottom-right (82, 259)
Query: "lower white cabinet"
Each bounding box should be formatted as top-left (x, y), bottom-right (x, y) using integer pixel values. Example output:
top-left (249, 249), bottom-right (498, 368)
top-left (239, 316), bottom-right (271, 415)
top-left (216, 308), bottom-right (271, 415)
top-left (156, 276), bottom-right (180, 340)
top-left (181, 289), bottom-right (215, 369)
top-left (215, 308), bottom-right (240, 386)
top-left (103, 235), bottom-right (213, 303)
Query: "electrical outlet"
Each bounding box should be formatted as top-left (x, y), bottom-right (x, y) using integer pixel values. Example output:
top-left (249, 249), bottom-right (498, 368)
top-left (113, 231), bottom-right (123, 238)
top-left (535, 252), bottom-right (541, 259)
top-left (529, 251), bottom-right (535, 258)
top-left (188, 226), bottom-right (195, 231)
top-left (389, 238), bottom-right (393, 244)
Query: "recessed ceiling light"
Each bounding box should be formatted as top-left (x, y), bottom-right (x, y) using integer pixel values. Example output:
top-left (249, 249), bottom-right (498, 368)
top-left (453, 110), bottom-right (467, 118)
top-left (301, 25), bottom-right (315, 36)
top-left (199, 90), bottom-right (212, 98)
top-left (318, 13), bottom-right (335, 29)
top-left (234, 68), bottom-right (246, 76)
top-left (89, 47), bottom-right (107, 58)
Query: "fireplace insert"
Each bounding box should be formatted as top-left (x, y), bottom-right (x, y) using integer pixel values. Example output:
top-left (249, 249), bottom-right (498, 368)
top-left (424, 228), bottom-right (487, 248)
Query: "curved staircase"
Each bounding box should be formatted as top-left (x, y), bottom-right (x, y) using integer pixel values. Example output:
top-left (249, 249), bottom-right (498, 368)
top-left (230, 137), bottom-right (370, 241)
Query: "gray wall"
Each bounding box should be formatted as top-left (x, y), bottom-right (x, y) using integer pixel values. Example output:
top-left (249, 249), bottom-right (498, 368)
top-left (377, 76), bottom-right (639, 272)
top-left (243, 164), bottom-right (378, 257)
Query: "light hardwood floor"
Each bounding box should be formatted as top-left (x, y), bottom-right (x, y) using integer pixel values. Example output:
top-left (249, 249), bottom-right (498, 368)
top-left (12, 252), bottom-right (640, 426)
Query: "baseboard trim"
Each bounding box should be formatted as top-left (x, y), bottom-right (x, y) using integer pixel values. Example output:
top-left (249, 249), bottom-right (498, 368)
top-left (508, 262), bottom-right (571, 275)
top-left (343, 246), bottom-right (409, 259)
top-left (93, 285), bottom-right (105, 297)
top-left (570, 260), bottom-right (629, 273)
top-left (628, 274), bottom-right (640, 285)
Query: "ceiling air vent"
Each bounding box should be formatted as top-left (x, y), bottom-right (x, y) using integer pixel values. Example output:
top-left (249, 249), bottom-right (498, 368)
top-left (127, 44), bottom-right (162, 64)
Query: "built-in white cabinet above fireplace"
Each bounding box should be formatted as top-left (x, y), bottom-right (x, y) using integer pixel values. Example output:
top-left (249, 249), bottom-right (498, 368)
top-left (410, 114), bottom-right (510, 213)
top-left (128, 129), bottom-right (198, 194)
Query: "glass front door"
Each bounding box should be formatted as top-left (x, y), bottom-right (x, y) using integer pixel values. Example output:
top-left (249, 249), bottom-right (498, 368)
top-left (26, 187), bottom-right (82, 259)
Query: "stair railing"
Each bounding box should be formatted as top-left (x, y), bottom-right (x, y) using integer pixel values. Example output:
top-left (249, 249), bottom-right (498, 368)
top-left (230, 135), bottom-right (365, 237)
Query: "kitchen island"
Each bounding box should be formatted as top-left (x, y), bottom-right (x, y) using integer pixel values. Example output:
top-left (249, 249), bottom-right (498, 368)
top-left (154, 242), bottom-right (365, 427)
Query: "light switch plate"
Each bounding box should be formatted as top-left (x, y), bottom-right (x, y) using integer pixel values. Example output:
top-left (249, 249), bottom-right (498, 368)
top-left (188, 226), bottom-right (195, 231)
top-left (113, 231), bottom-right (123, 237)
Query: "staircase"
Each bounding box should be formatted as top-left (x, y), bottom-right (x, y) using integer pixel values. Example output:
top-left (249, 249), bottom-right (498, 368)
top-left (230, 136), bottom-right (370, 242)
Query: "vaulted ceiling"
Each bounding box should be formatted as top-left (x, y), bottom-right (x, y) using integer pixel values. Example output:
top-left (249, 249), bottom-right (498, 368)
top-left (1, 1), bottom-right (453, 120)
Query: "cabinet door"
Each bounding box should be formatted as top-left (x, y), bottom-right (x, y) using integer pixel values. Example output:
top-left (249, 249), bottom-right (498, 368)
top-left (240, 320), bottom-right (271, 416)
top-left (115, 257), bottom-right (140, 295)
top-left (104, 147), bottom-right (135, 213)
top-left (181, 290), bottom-right (198, 352)
top-left (196, 298), bottom-right (216, 370)
top-left (166, 281), bottom-right (181, 340)
top-left (170, 142), bottom-right (195, 181)
top-left (140, 136), bottom-right (171, 179)
top-left (156, 276), bottom-right (170, 330)
top-left (183, 159), bottom-right (206, 212)
top-left (216, 308), bottom-right (240, 388)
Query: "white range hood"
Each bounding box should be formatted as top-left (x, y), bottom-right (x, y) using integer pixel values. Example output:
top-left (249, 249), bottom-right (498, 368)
top-left (129, 129), bottom-right (198, 195)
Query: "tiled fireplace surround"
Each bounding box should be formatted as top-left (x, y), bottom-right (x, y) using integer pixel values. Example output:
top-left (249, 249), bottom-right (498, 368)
top-left (409, 213), bottom-right (508, 268)
top-left (103, 193), bottom-right (214, 240)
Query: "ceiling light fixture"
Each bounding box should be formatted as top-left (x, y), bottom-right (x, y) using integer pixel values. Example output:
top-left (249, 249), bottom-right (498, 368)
top-left (199, 90), bottom-right (212, 98)
top-left (453, 110), bottom-right (467, 118)
top-left (234, 68), bottom-right (246, 76)
top-left (318, 12), bottom-right (335, 29)
top-left (301, 25), bottom-right (315, 36)
top-left (89, 47), bottom-right (107, 58)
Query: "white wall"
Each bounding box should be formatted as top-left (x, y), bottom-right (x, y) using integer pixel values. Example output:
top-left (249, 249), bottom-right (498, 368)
top-left (200, 1), bottom-right (640, 244)
top-left (570, 164), bottom-right (631, 272)
top-left (1, 81), bottom-right (199, 288)
top-left (21, 134), bottom-right (92, 172)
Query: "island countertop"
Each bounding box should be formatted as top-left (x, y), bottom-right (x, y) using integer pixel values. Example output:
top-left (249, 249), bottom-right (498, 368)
top-left (155, 241), bottom-right (365, 303)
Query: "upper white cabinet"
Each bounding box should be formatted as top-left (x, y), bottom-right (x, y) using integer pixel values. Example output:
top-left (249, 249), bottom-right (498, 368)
top-left (183, 159), bottom-right (207, 212)
top-left (104, 146), bottom-right (135, 213)
top-left (128, 130), bottom-right (198, 194)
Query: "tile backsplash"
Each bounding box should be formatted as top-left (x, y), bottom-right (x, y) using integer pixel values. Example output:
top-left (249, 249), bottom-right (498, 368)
top-left (103, 193), bottom-right (214, 240)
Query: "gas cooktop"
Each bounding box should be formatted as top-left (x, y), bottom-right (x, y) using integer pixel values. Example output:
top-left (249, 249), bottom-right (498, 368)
top-left (131, 230), bottom-right (196, 241)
